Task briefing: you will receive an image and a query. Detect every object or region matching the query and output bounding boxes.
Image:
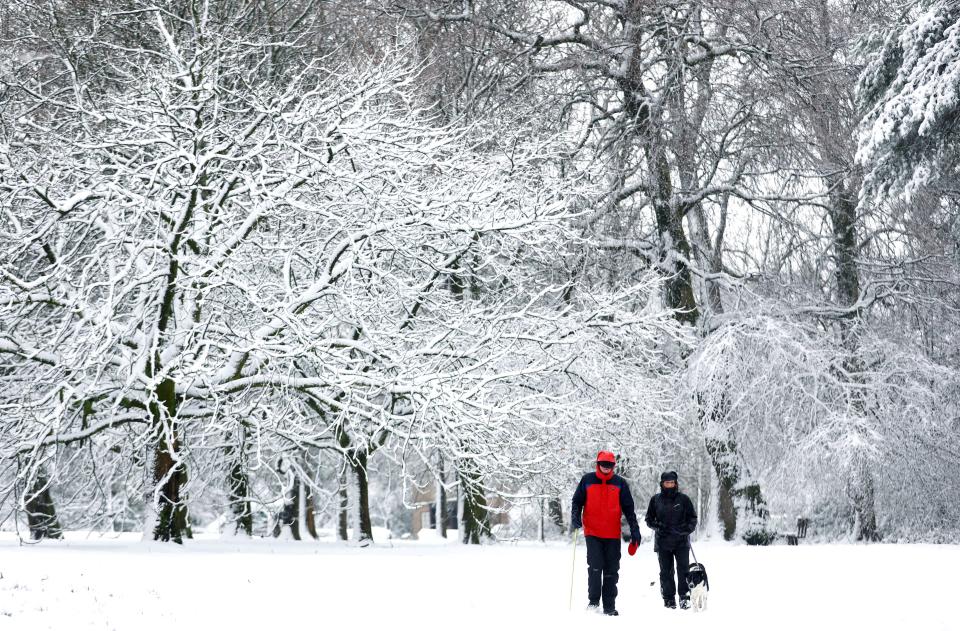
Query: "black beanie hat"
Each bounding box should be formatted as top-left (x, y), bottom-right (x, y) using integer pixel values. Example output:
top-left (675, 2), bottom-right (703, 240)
top-left (660, 471), bottom-right (678, 483)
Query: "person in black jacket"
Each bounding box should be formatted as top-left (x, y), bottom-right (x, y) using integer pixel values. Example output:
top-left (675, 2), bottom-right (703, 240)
top-left (645, 470), bottom-right (698, 609)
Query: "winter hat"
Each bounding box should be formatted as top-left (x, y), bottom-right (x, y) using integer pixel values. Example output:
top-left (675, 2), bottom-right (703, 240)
top-left (596, 451), bottom-right (616, 465)
top-left (660, 471), bottom-right (678, 483)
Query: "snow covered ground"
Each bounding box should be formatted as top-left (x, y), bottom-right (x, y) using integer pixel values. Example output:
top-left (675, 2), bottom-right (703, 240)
top-left (0, 534), bottom-right (956, 630)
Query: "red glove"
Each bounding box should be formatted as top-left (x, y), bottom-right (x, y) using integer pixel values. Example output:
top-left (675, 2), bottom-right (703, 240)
top-left (628, 539), bottom-right (639, 556)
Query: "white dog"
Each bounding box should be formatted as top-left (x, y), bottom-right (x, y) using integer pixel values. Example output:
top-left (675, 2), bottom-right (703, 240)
top-left (690, 581), bottom-right (708, 612)
top-left (687, 562), bottom-right (709, 612)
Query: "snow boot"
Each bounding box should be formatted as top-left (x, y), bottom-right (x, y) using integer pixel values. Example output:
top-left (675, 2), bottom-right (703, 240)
top-left (664, 598), bottom-right (677, 609)
top-left (587, 601), bottom-right (600, 612)
top-left (603, 608), bottom-right (619, 616)
top-left (679, 598), bottom-right (690, 610)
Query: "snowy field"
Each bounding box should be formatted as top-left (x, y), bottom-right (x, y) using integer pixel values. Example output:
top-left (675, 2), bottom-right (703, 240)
top-left (1, 535), bottom-right (957, 631)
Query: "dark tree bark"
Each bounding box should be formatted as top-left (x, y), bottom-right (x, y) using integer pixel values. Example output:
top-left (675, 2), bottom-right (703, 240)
top-left (459, 464), bottom-right (491, 544)
top-left (25, 469), bottom-right (63, 541)
top-left (704, 427), bottom-right (771, 543)
top-left (699, 388), bottom-right (772, 543)
top-left (303, 480), bottom-right (318, 540)
top-left (351, 451), bottom-right (374, 544)
top-left (335, 420), bottom-right (381, 545)
top-left (226, 431), bottom-right (252, 537)
top-left (337, 466), bottom-right (349, 541)
top-left (436, 453), bottom-right (447, 538)
top-left (621, 93), bottom-right (700, 325)
top-left (150, 378), bottom-right (190, 544)
top-left (548, 497), bottom-right (565, 531)
top-left (828, 173), bottom-right (880, 542)
top-left (227, 460), bottom-right (253, 537)
top-left (272, 461), bottom-right (317, 540)
top-left (273, 476), bottom-right (302, 540)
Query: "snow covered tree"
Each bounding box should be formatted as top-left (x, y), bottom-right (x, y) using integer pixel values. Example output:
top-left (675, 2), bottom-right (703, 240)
top-left (858, 0), bottom-right (960, 199)
top-left (390, 0), bottom-right (782, 542)
top-left (2, 0), bottom-right (957, 545)
top-left (4, 0), bottom-right (694, 546)
top-left (0, 2), bottom-right (585, 542)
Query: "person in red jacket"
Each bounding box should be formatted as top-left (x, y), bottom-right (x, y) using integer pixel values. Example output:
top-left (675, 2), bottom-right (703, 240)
top-left (570, 451), bottom-right (641, 616)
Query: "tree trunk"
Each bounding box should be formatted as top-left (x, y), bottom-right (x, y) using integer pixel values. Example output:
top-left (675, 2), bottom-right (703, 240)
top-left (705, 433), bottom-right (749, 541)
top-left (436, 453), bottom-right (447, 538)
top-left (701, 392), bottom-right (772, 544)
top-left (277, 474), bottom-right (302, 540)
top-left (337, 465), bottom-right (349, 541)
top-left (617, 24), bottom-right (772, 541)
top-left (619, 19), bottom-right (700, 328)
top-left (829, 175), bottom-right (880, 542)
top-left (459, 464), bottom-right (491, 544)
top-left (273, 463), bottom-right (317, 540)
top-left (302, 478), bottom-right (318, 539)
top-left (25, 468), bottom-right (63, 540)
top-left (548, 497), bottom-right (565, 531)
top-left (226, 430), bottom-right (252, 537)
top-left (227, 460), bottom-right (253, 537)
top-left (850, 457), bottom-right (879, 541)
top-left (351, 452), bottom-right (374, 544)
top-left (539, 499), bottom-right (545, 542)
top-left (150, 378), bottom-right (190, 543)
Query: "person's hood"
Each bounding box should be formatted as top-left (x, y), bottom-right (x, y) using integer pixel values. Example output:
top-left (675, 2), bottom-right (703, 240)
top-left (595, 450), bottom-right (616, 481)
top-left (597, 450), bottom-right (616, 464)
top-left (659, 470), bottom-right (679, 496)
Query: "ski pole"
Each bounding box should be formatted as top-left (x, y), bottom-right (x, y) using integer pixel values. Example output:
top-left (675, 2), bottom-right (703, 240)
top-left (568, 527), bottom-right (579, 610)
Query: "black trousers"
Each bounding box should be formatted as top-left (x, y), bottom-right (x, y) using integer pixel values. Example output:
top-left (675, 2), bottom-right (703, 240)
top-left (657, 547), bottom-right (690, 600)
top-left (585, 535), bottom-right (621, 609)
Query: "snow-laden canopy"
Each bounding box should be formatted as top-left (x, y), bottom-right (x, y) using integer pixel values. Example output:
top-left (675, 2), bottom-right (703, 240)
top-left (858, 0), bottom-right (960, 198)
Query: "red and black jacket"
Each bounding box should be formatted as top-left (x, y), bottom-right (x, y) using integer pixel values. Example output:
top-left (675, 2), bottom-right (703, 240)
top-left (571, 469), bottom-right (641, 540)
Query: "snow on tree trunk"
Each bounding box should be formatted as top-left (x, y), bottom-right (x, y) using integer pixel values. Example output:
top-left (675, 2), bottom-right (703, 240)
top-left (348, 464), bottom-right (360, 544)
top-left (227, 460), bottom-right (252, 537)
top-left (296, 477), bottom-right (307, 541)
top-left (277, 476), bottom-right (301, 541)
top-left (435, 453), bottom-right (447, 539)
top-left (850, 457), bottom-right (879, 542)
top-left (687, 294), bottom-right (771, 543)
top-left (459, 464), bottom-right (491, 545)
top-left (273, 461), bottom-right (316, 540)
top-left (704, 463), bottom-right (721, 541)
top-left (150, 378), bottom-right (189, 544)
top-left (349, 453), bottom-right (373, 545)
top-left (302, 478), bottom-right (318, 540)
top-left (24, 468), bottom-right (63, 541)
top-left (830, 175), bottom-right (881, 543)
top-left (704, 436), bottom-right (771, 544)
top-left (226, 432), bottom-right (252, 537)
top-left (538, 499), bottom-right (545, 543)
top-left (456, 484), bottom-right (465, 540)
top-left (548, 498), bottom-right (565, 532)
top-left (337, 466), bottom-right (349, 542)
